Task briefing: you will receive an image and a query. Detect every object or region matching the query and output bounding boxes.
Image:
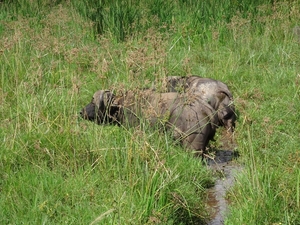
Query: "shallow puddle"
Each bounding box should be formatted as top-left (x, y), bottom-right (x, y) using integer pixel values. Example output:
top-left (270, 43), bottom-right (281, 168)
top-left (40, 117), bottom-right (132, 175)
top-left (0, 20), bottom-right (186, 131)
top-left (204, 133), bottom-right (241, 225)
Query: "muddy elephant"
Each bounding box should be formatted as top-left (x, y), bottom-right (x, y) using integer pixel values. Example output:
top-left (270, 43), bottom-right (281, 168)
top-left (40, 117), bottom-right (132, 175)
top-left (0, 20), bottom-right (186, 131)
top-left (165, 76), bottom-right (236, 132)
top-left (80, 89), bottom-right (220, 157)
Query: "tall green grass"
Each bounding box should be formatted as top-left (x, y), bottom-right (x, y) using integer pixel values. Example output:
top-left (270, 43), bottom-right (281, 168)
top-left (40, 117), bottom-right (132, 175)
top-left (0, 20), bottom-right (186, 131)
top-left (69, 0), bottom-right (277, 42)
top-left (1, 0), bottom-right (300, 224)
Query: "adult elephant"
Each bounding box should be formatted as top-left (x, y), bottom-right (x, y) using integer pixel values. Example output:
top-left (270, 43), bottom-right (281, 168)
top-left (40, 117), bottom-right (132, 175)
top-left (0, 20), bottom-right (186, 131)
top-left (165, 76), bottom-right (236, 133)
top-left (80, 89), bottom-right (220, 157)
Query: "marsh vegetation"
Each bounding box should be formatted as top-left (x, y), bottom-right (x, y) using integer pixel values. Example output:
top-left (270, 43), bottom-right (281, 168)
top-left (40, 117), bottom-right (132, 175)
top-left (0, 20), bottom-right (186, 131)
top-left (0, 0), bottom-right (299, 224)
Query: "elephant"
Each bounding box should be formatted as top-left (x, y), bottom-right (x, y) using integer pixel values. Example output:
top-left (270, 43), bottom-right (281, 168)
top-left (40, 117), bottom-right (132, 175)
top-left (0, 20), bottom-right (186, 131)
top-left (165, 76), bottom-right (236, 132)
top-left (80, 89), bottom-right (221, 157)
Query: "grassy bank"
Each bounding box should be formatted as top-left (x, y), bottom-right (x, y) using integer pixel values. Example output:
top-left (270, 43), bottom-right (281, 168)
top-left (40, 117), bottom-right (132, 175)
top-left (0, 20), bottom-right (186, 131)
top-left (1, 0), bottom-right (300, 224)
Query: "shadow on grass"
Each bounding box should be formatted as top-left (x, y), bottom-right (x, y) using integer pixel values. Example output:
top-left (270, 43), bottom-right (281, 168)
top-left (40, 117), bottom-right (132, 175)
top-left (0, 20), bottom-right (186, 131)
top-left (171, 207), bottom-right (207, 225)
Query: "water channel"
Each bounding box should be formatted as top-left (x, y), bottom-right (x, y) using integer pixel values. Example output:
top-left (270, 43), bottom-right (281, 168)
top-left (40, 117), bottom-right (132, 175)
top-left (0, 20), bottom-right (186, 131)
top-left (204, 132), bottom-right (241, 225)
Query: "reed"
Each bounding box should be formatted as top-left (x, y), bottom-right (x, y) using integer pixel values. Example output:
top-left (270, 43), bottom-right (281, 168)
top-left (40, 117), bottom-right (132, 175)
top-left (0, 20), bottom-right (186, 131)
top-left (1, 0), bottom-right (299, 224)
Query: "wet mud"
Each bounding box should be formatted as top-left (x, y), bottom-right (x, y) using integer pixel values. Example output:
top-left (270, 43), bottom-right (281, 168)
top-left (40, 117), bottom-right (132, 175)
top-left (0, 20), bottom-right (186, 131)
top-left (204, 132), bottom-right (241, 225)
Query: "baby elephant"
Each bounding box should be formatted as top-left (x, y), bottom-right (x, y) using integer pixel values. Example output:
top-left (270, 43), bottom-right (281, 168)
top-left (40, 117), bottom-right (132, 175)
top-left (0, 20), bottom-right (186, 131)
top-left (80, 89), bottom-right (220, 157)
top-left (166, 76), bottom-right (236, 132)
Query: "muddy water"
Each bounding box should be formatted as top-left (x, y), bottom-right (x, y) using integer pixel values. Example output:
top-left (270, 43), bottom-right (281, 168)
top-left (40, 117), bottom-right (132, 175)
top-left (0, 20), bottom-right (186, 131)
top-left (204, 132), bottom-right (241, 225)
top-left (205, 150), bottom-right (240, 225)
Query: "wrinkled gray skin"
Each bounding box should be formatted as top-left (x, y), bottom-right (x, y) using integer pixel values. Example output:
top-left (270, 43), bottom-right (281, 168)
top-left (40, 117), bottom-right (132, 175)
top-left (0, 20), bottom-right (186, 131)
top-left (166, 76), bottom-right (236, 132)
top-left (81, 89), bottom-right (220, 157)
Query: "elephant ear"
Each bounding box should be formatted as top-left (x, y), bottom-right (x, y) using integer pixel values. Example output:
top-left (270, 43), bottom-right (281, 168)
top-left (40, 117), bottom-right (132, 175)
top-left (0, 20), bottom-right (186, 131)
top-left (91, 90), bottom-right (115, 124)
top-left (219, 102), bottom-right (236, 132)
top-left (207, 91), bottom-right (227, 110)
top-left (93, 90), bottom-right (114, 111)
top-left (102, 91), bottom-right (115, 109)
top-left (221, 104), bottom-right (235, 121)
top-left (215, 85), bottom-right (236, 131)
